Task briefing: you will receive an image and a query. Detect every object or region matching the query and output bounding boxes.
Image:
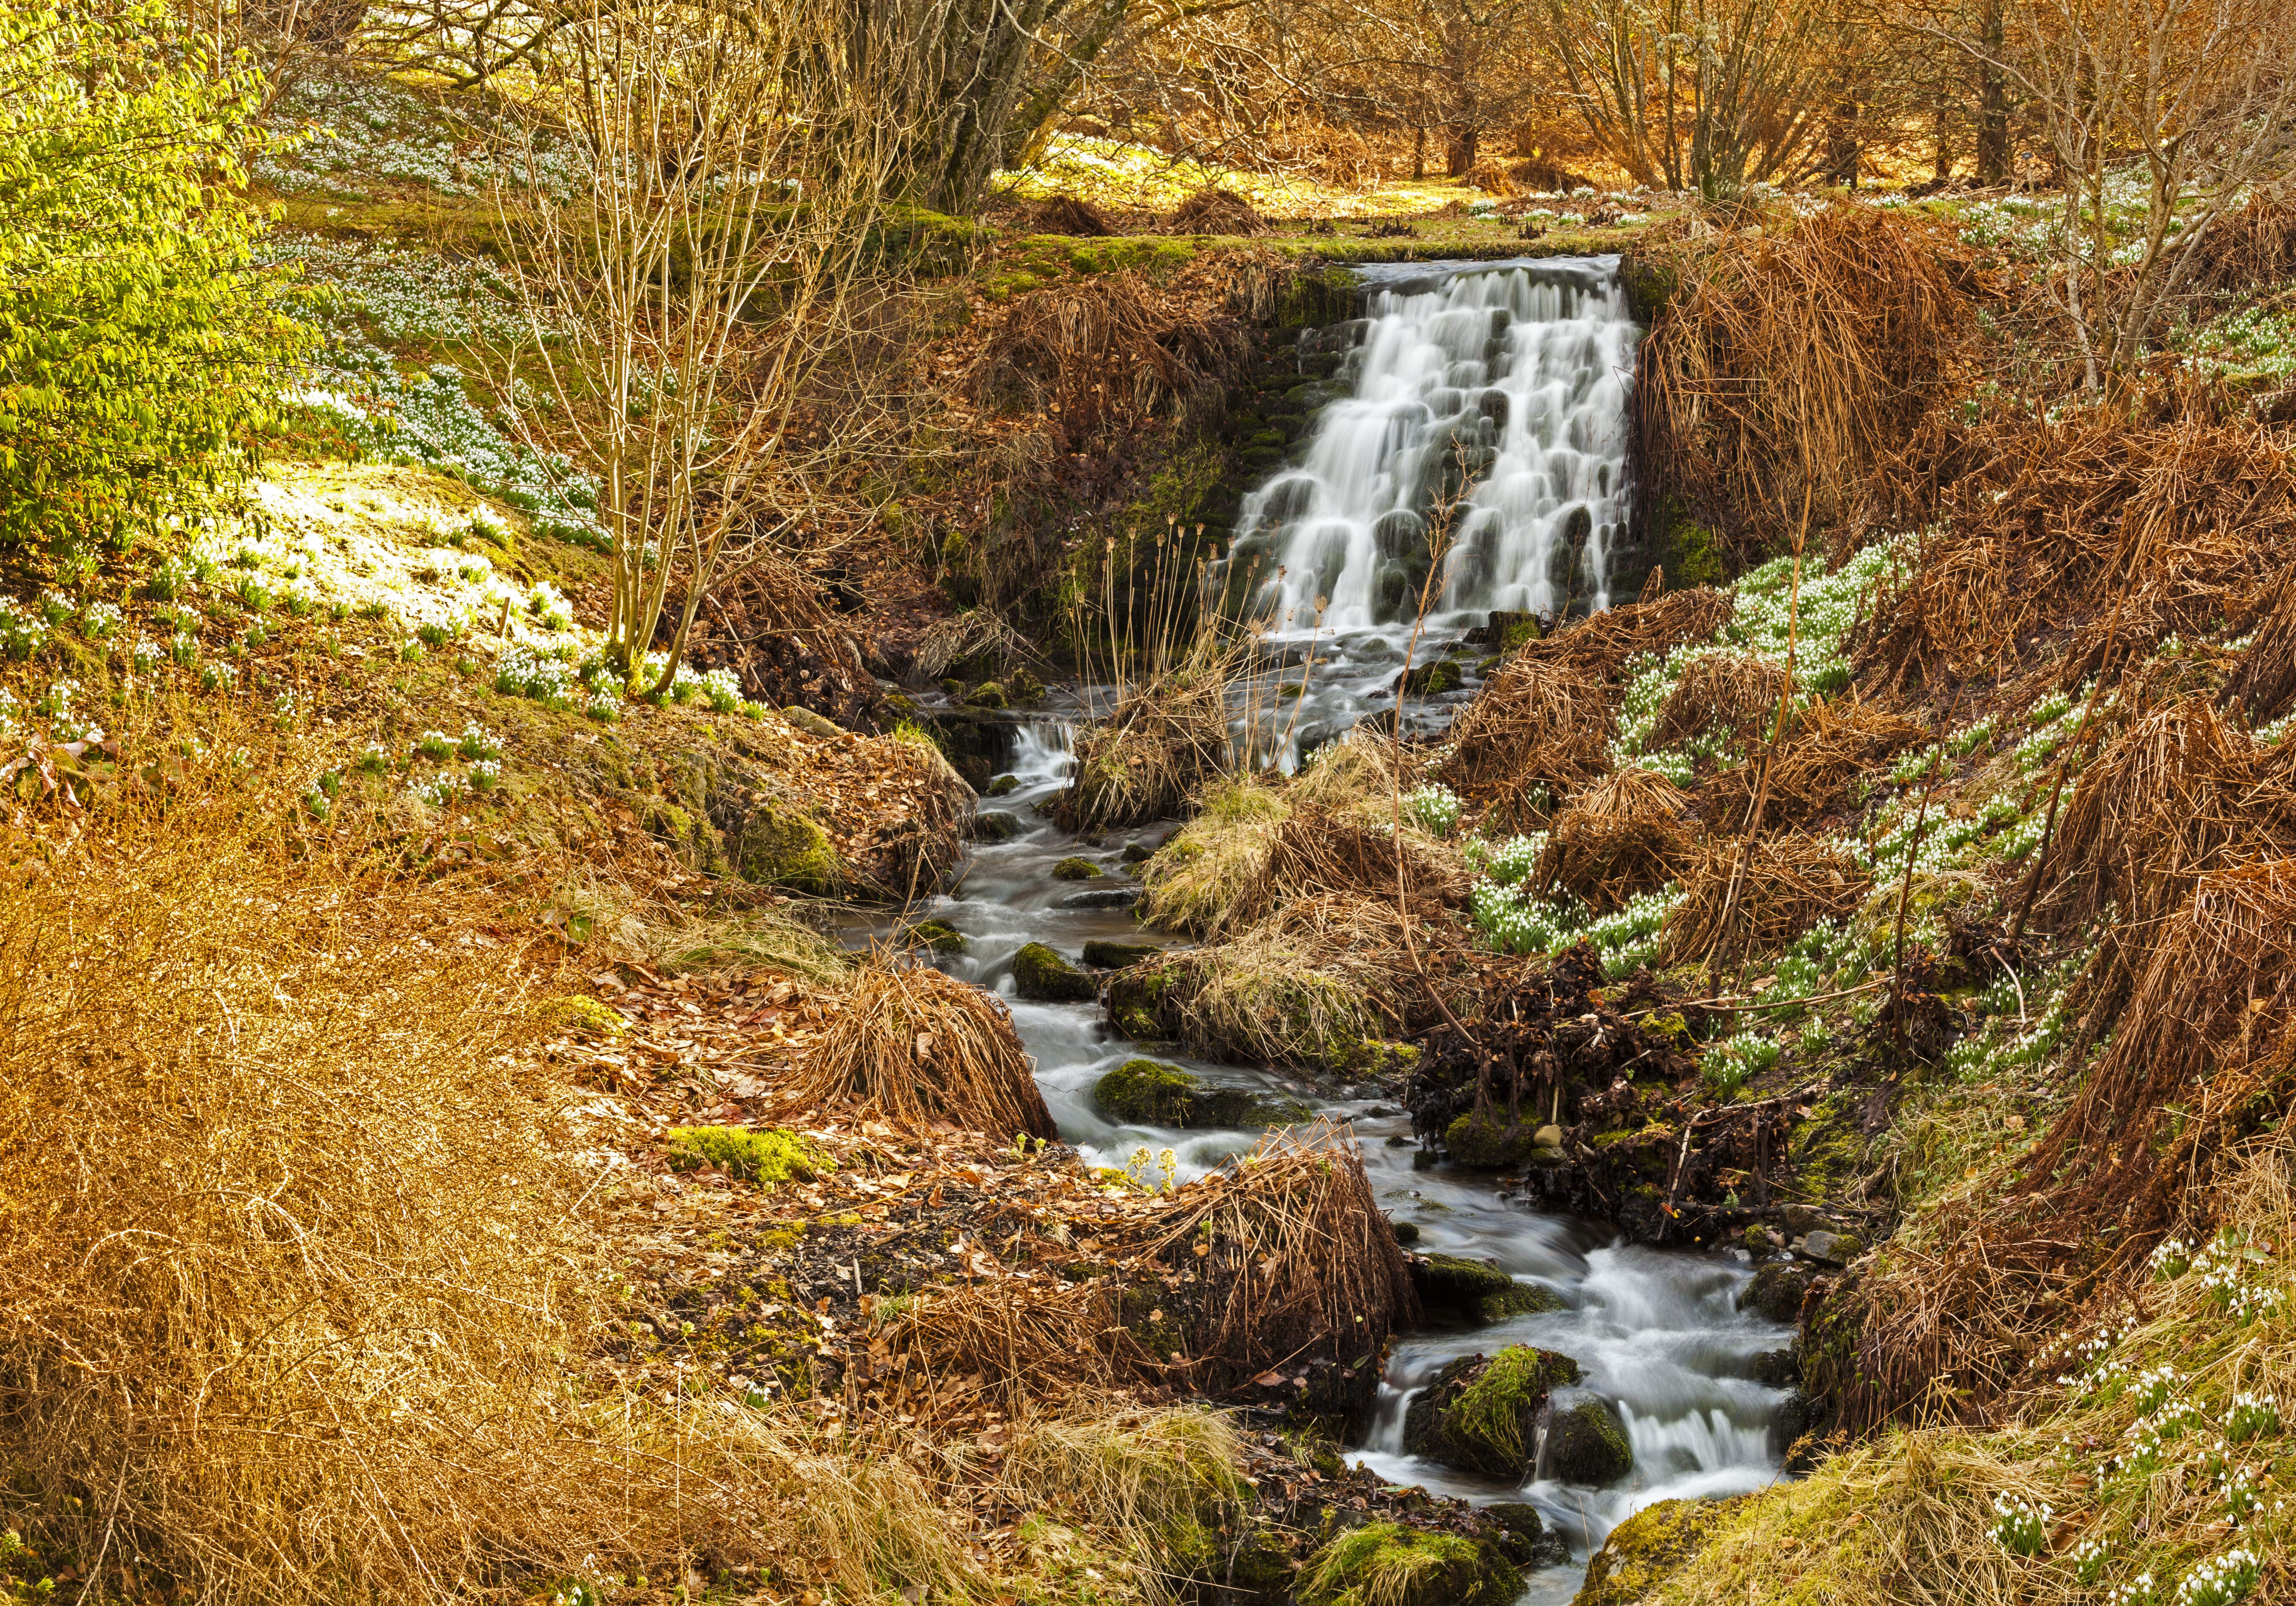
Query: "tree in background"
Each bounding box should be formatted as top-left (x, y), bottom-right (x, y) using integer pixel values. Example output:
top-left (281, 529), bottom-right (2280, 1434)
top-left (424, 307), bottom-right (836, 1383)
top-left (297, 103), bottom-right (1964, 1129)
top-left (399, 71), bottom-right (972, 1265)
top-left (0, 0), bottom-right (311, 575)
top-left (492, 0), bottom-right (907, 698)
top-left (1967, 0), bottom-right (2296, 390)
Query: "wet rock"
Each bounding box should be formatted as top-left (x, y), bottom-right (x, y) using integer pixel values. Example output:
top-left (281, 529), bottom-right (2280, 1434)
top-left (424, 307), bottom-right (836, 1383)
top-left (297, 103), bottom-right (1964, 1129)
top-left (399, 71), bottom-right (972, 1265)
top-left (1738, 1261), bottom-right (1814, 1322)
top-left (962, 681), bottom-right (1008, 709)
top-left (1484, 1502), bottom-right (1571, 1570)
top-left (1391, 1219), bottom-right (1422, 1244)
top-left (1798, 1228), bottom-right (1863, 1266)
top-left (985, 774), bottom-right (1020, 796)
top-left (1411, 1253), bottom-right (1562, 1324)
top-left (1120, 841), bottom-right (1155, 863)
top-left (1543, 1395), bottom-right (1632, 1485)
top-left (1092, 1058), bottom-right (1312, 1129)
top-left (1576, 1498), bottom-right (1729, 1606)
top-left (903, 918), bottom-right (967, 954)
top-left (968, 810), bottom-right (1023, 843)
top-left (1059, 886), bottom-right (1139, 910)
top-left (1750, 1348), bottom-right (1799, 1388)
top-left (1082, 939), bottom-right (1162, 969)
top-left (1401, 1347), bottom-right (1580, 1480)
top-left (1050, 856), bottom-right (1104, 880)
top-left (1012, 942), bottom-right (1098, 1002)
top-left (1399, 658), bottom-right (1466, 696)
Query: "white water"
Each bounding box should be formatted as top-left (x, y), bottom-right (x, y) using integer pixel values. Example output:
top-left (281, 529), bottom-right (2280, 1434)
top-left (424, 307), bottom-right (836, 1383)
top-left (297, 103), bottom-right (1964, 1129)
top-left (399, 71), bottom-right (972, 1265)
top-left (1234, 256), bottom-right (1638, 636)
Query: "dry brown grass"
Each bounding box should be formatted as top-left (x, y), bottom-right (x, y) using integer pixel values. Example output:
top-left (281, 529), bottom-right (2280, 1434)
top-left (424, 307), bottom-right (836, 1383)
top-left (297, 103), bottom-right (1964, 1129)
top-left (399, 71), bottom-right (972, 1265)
top-left (1638, 204), bottom-right (1973, 553)
top-left (1647, 649), bottom-right (1789, 750)
top-left (1857, 415), bottom-right (2296, 695)
top-left (1439, 656), bottom-right (1616, 827)
top-left (789, 960), bottom-right (1056, 1140)
top-left (1510, 585), bottom-right (1737, 682)
top-left (0, 758), bottom-right (996, 1603)
top-left (1662, 830), bottom-right (1870, 962)
top-left (970, 270), bottom-right (1254, 448)
top-left (891, 1128), bottom-right (1415, 1413)
top-left (2191, 190), bottom-right (2296, 292)
top-left (1166, 187), bottom-right (1267, 235)
top-left (1534, 767), bottom-right (1699, 911)
top-left (1709, 698), bottom-right (1927, 831)
top-left (1055, 640), bottom-right (1240, 833)
top-left (2220, 559), bottom-right (2296, 724)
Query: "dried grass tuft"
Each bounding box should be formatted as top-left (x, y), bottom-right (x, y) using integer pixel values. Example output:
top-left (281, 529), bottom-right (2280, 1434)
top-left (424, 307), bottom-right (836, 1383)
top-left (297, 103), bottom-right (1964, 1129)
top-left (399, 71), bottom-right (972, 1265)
top-left (1638, 204), bottom-right (1973, 553)
top-left (790, 960), bottom-right (1055, 1139)
top-left (1440, 656), bottom-right (1615, 826)
top-left (1029, 194), bottom-right (1117, 236)
top-left (1648, 649), bottom-right (1789, 750)
top-left (1055, 639), bottom-right (1240, 833)
top-left (1709, 697), bottom-right (1926, 831)
top-left (2220, 559), bottom-right (2296, 724)
top-left (1662, 830), bottom-right (1870, 961)
top-left (1511, 586), bottom-right (1737, 682)
top-left (1167, 186), bottom-right (1267, 236)
top-left (971, 271), bottom-right (1253, 447)
top-left (1137, 776), bottom-right (1291, 937)
top-left (1534, 768), bottom-right (1699, 910)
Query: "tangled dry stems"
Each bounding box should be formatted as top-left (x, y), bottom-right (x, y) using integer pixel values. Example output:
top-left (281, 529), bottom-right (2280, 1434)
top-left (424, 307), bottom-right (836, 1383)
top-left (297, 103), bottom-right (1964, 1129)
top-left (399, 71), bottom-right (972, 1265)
top-left (790, 960), bottom-right (1056, 1140)
top-left (1638, 204), bottom-right (1973, 552)
top-left (1056, 639), bottom-right (1241, 833)
top-left (1648, 649), bottom-right (1790, 750)
top-left (1439, 656), bottom-right (1614, 826)
top-left (2220, 559), bottom-right (2296, 724)
top-left (1709, 697), bottom-right (1926, 831)
top-left (1534, 767), bottom-right (1698, 910)
top-left (1662, 830), bottom-right (1869, 962)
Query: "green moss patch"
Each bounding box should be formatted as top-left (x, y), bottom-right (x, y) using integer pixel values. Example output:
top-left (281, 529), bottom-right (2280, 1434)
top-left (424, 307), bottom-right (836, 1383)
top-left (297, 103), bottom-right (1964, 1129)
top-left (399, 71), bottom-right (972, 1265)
top-left (665, 1126), bottom-right (832, 1187)
top-left (734, 797), bottom-right (839, 893)
top-left (1401, 1346), bottom-right (1578, 1480)
top-left (1575, 1498), bottom-right (1727, 1606)
top-left (1544, 1395), bottom-right (1634, 1485)
top-left (1298, 1519), bottom-right (1519, 1606)
top-left (1091, 1058), bottom-right (1312, 1129)
top-left (542, 993), bottom-right (628, 1038)
top-left (1013, 941), bottom-right (1098, 1002)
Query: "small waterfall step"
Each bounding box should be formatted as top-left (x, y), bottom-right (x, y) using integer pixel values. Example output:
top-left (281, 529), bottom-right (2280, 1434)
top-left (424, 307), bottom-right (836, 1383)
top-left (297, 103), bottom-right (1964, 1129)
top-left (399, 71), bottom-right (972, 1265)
top-left (1225, 255), bottom-right (1641, 635)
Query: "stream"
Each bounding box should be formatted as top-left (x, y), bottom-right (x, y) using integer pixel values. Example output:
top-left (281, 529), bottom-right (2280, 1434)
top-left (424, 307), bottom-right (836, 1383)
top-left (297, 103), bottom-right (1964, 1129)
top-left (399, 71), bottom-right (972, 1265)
top-left (862, 255), bottom-right (1794, 1596)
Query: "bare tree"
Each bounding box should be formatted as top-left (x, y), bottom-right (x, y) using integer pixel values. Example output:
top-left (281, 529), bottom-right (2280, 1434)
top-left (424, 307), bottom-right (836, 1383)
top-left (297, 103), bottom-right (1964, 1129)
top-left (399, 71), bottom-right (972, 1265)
top-left (1539, 0), bottom-right (1840, 197)
top-left (1961, 0), bottom-right (2296, 391)
top-left (491, 0), bottom-right (906, 697)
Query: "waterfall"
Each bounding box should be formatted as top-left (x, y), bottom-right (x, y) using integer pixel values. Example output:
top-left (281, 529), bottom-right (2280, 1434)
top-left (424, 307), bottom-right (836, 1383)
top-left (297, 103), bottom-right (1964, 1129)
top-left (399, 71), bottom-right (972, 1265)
top-left (1226, 256), bottom-right (1640, 635)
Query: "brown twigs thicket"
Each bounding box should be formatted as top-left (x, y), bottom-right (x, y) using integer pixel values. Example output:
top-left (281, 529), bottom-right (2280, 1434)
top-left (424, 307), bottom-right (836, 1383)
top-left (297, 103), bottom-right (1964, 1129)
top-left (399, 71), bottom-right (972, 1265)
top-left (1638, 205), bottom-right (1974, 556)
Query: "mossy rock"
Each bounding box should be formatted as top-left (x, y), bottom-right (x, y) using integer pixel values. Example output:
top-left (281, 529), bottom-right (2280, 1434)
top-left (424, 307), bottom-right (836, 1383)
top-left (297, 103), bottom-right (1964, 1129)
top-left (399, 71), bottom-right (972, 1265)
top-left (1299, 1520), bottom-right (1521, 1606)
top-left (1092, 1058), bottom-right (1312, 1129)
top-left (1738, 1261), bottom-right (1814, 1323)
top-left (1050, 855), bottom-right (1103, 880)
top-left (986, 774), bottom-right (1021, 796)
top-left (1082, 939), bottom-right (1162, 969)
top-left (735, 798), bottom-right (839, 893)
top-left (1574, 1498), bottom-right (1727, 1606)
top-left (963, 681), bottom-right (1008, 709)
top-left (1009, 668), bottom-right (1046, 703)
top-left (1399, 658), bottom-right (1466, 696)
top-left (1480, 1282), bottom-right (1567, 1322)
top-left (542, 994), bottom-right (628, 1038)
top-left (968, 809), bottom-right (1023, 843)
top-left (1445, 1107), bottom-right (1540, 1169)
top-left (1545, 1395), bottom-right (1633, 1485)
top-left (665, 1126), bottom-right (832, 1187)
top-left (1013, 941), bottom-right (1098, 1002)
top-left (905, 918), bottom-right (968, 954)
top-left (1401, 1347), bottom-right (1580, 1481)
top-left (1411, 1252), bottom-right (1516, 1318)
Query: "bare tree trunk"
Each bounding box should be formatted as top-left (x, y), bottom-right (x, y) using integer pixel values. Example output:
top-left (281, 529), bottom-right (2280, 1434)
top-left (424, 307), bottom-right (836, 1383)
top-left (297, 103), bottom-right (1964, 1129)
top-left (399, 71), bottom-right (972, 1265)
top-left (1974, 0), bottom-right (2008, 182)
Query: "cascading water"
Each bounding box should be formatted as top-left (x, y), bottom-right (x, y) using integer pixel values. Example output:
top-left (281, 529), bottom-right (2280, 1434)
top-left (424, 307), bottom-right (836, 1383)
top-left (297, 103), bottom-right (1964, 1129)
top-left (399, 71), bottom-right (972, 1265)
top-left (1226, 256), bottom-right (1639, 636)
top-left (869, 256), bottom-right (1786, 1597)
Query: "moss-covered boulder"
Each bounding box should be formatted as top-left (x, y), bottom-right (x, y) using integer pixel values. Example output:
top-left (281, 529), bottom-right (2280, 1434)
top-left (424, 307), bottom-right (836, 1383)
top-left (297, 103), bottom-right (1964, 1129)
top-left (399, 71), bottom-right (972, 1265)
top-left (735, 798), bottom-right (839, 893)
top-left (1445, 1107), bottom-right (1540, 1169)
top-left (665, 1126), bottom-right (831, 1186)
top-left (963, 681), bottom-right (1009, 709)
top-left (1013, 941), bottom-right (1098, 1002)
top-left (1092, 1058), bottom-right (1313, 1129)
top-left (1050, 855), bottom-right (1103, 880)
top-left (1412, 1253), bottom-right (1562, 1324)
top-left (1299, 1520), bottom-right (1520, 1606)
top-left (986, 774), bottom-right (1020, 796)
top-left (1399, 658), bottom-right (1466, 696)
top-left (1574, 1498), bottom-right (1727, 1606)
top-left (543, 994), bottom-right (629, 1038)
top-left (904, 918), bottom-right (968, 954)
top-left (1083, 939), bottom-right (1162, 969)
top-left (1401, 1347), bottom-right (1580, 1480)
top-left (1545, 1396), bottom-right (1632, 1485)
top-left (1738, 1261), bottom-right (1814, 1323)
top-left (968, 809), bottom-right (1023, 842)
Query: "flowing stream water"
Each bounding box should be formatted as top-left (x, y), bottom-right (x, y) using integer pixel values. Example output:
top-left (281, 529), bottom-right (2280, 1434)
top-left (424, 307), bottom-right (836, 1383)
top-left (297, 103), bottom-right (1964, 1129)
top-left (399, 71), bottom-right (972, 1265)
top-left (872, 257), bottom-right (1792, 1596)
